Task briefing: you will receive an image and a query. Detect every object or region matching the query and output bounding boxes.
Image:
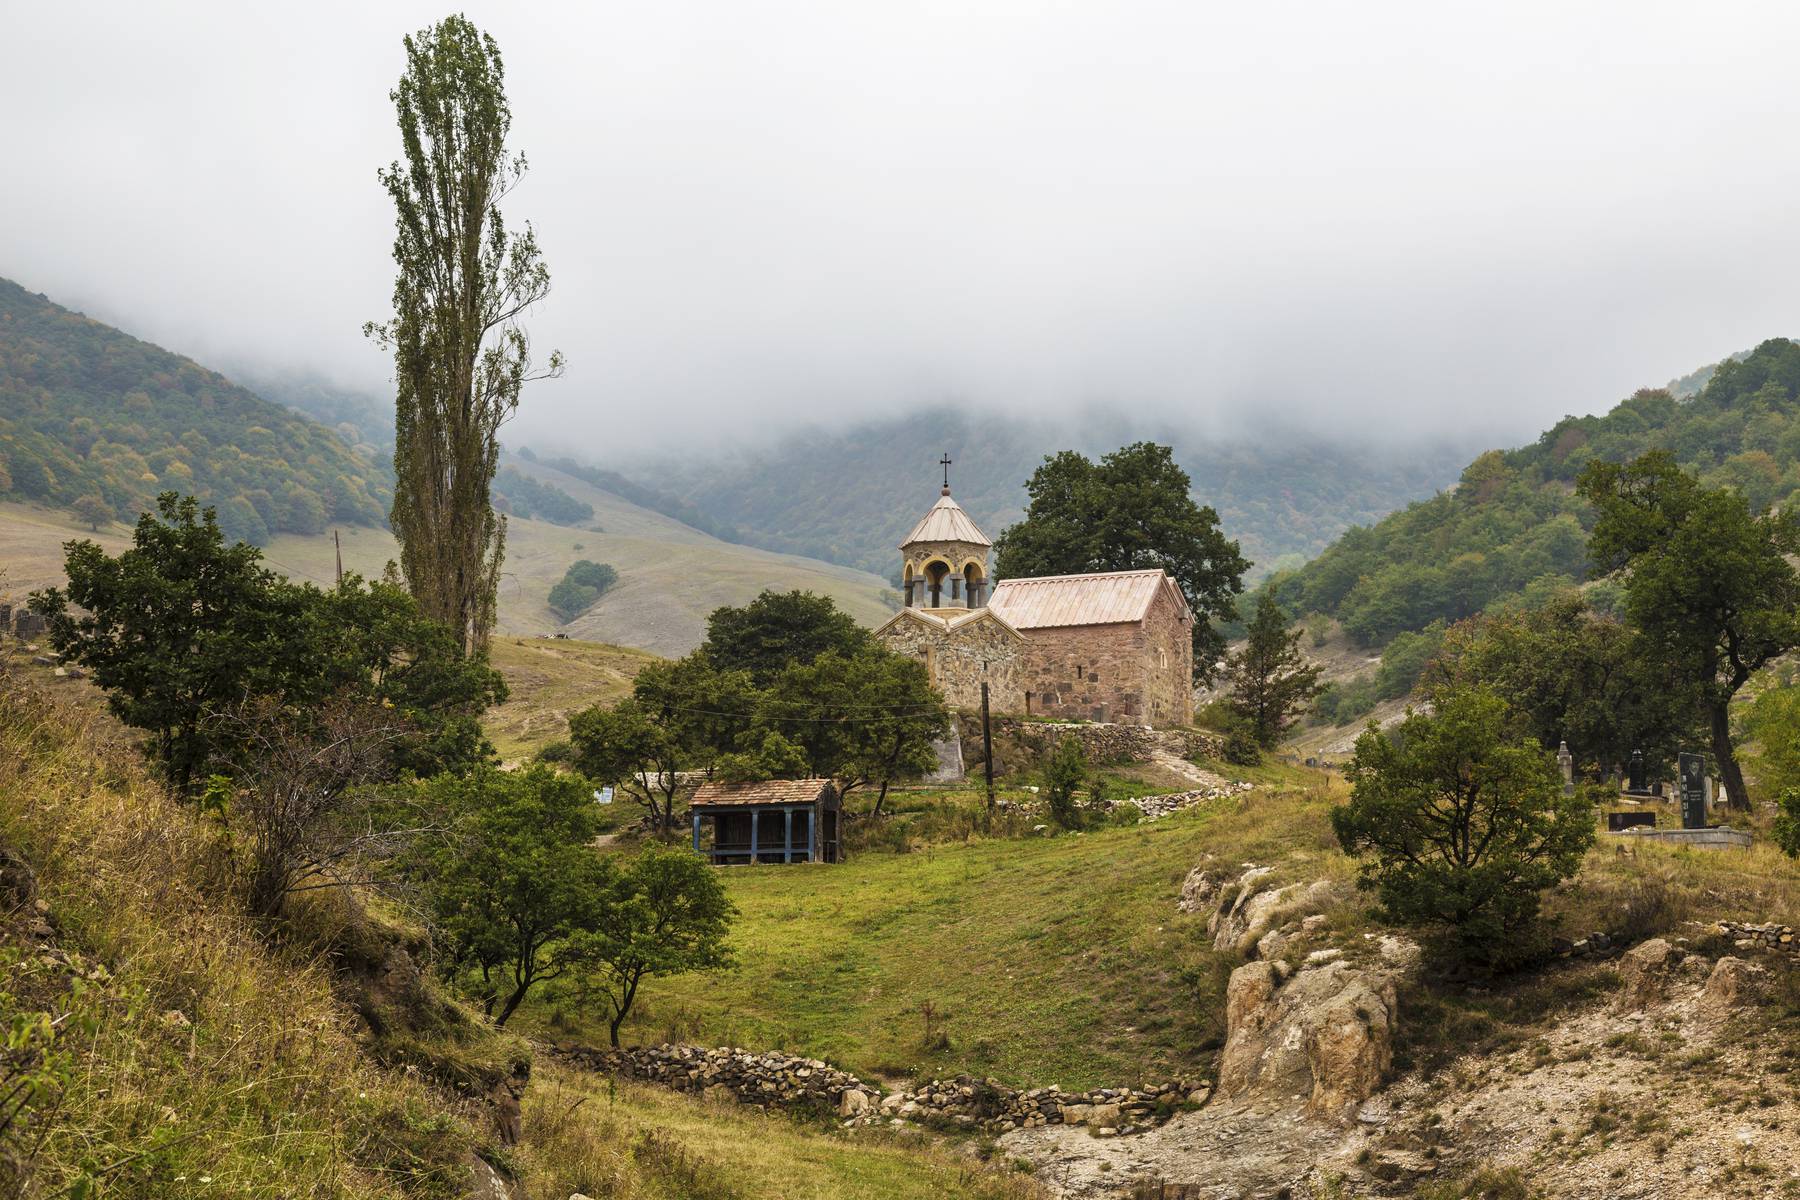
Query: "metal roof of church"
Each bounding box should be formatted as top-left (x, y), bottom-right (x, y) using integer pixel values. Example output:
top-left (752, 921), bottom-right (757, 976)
top-left (987, 569), bottom-right (1190, 629)
top-left (900, 490), bottom-right (992, 548)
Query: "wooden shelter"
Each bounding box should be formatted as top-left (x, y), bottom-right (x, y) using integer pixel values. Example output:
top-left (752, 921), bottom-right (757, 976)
top-left (688, 778), bottom-right (842, 865)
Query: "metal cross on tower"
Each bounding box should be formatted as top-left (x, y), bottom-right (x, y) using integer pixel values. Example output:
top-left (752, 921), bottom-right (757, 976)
top-left (940, 452), bottom-right (953, 491)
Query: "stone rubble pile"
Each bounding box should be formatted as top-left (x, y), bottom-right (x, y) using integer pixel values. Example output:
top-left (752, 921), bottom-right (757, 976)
top-left (1104, 781), bottom-right (1254, 822)
top-left (550, 1041), bottom-right (1208, 1137)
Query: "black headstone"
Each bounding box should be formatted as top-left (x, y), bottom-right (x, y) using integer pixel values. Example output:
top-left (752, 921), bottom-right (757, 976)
top-left (1679, 752), bottom-right (1707, 829)
top-left (1627, 749), bottom-right (1646, 794)
top-left (1607, 811), bottom-right (1656, 832)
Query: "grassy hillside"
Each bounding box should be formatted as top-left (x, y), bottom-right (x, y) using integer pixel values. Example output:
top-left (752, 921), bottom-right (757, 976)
top-left (0, 277), bottom-right (388, 541)
top-left (521, 766), bottom-right (1341, 1092)
top-left (1266, 337), bottom-right (1800, 648)
top-left (1, 473), bottom-right (895, 659)
top-left (0, 652), bottom-right (1045, 1200)
top-left (484, 636), bottom-right (661, 760)
top-left (0, 659), bottom-right (497, 1197)
top-left (628, 407), bottom-right (1480, 578)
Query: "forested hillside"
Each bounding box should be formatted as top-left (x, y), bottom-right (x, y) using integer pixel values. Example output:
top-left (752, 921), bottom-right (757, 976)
top-left (0, 278), bottom-right (388, 542)
top-left (634, 409), bottom-right (1478, 577)
top-left (1266, 338), bottom-right (1800, 647)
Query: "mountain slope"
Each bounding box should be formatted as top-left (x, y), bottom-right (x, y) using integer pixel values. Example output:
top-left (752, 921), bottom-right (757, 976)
top-left (0, 278), bottom-right (388, 542)
top-left (1267, 338), bottom-right (1800, 647)
top-left (624, 408), bottom-right (1481, 578)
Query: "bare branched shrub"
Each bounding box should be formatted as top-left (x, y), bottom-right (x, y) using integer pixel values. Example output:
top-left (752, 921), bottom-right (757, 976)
top-left (205, 695), bottom-right (416, 921)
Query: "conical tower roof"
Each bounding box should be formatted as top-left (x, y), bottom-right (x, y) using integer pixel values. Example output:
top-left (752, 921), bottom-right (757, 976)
top-left (900, 489), bottom-right (991, 549)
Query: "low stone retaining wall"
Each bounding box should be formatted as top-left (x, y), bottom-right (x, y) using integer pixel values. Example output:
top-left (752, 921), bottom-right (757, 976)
top-left (1718, 921), bottom-right (1798, 953)
top-left (549, 1041), bottom-right (1208, 1136)
top-left (1001, 720), bottom-right (1223, 766)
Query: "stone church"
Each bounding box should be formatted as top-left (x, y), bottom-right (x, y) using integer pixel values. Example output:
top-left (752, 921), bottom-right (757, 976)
top-left (874, 479), bottom-right (1194, 727)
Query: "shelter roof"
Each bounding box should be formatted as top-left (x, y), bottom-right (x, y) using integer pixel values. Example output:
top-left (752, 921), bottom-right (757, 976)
top-left (689, 778), bottom-right (837, 808)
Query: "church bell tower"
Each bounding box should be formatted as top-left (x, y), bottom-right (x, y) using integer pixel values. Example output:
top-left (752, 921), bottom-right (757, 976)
top-left (899, 454), bottom-right (992, 611)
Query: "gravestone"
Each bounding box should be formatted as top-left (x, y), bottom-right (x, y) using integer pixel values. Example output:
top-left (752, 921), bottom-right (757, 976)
top-left (1679, 752), bottom-right (1707, 830)
top-left (1557, 741), bottom-right (1574, 796)
top-left (1607, 811), bottom-right (1656, 832)
top-left (1626, 749), bottom-right (1648, 795)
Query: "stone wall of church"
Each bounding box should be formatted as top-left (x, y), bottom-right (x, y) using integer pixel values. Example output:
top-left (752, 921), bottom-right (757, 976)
top-left (1019, 623), bottom-right (1146, 724)
top-left (1018, 592), bottom-right (1194, 728)
top-left (1140, 586), bottom-right (1194, 727)
top-left (877, 617), bottom-right (1023, 713)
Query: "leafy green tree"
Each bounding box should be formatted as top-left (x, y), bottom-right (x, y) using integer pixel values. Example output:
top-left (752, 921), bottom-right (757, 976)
top-left (569, 700), bottom-right (679, 828)
top-left (1423, 590), bottom-right (1694, 779)
top-left (1746, 684), bottom-right (1800, 805)
top-left (1225, 592), bottom-right (1324, 748)
top-left (1332, 687), bottom-right (1596, 966)
top-left (32, 497), bottom-right (502, 796)
top-left (1578, 451), bottom-right (1800, 809)
top-left (69, 494), bottom-right (111, 531)
top-left (700, 589), bottom-right (872, 687)
top-left (547, 578), bottom-right (599, 622)
top-left (752, 648), bottom-right (947, 813)
top-left (574, 845), bottom-right (734, 1047)
top-left (547, 559), bottom-right (618, 622)
top-left (713, 730), bottom-right (811, 783)
top-left (1041, 735), bottom-right (1088, 829)
top-left (365, 15), bottom-right (561, 655)
top-left (414, 766), bottom-right (611, 1025)
top-left (32, 494), bottom-right (311, 796)
top-left (315, 573), bottom-right (507, 777)
top-left (993, 443), bottom-right (1248, 680)
top-left (569, 655), bottom-right (759, 830)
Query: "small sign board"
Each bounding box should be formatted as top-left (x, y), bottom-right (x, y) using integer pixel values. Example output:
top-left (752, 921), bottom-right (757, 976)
top-left (593, 786), bottom-right (614, 806)
top-left (1678, 752), bottom-right (1707, 829)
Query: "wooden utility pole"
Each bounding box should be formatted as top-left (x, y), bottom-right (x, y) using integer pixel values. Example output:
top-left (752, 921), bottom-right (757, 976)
top-left (333, 529), bottom-right (344, 586)
top-left (981, 670), bottom-right (995, 814)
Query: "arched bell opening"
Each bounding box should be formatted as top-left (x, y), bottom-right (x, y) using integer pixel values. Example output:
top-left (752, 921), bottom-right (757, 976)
top-left (903, 562), bottom-right (917, 607)
top-left (963, 562), bottom-right (986, 608)
top-left (924, 560), bottom-right (951, 608)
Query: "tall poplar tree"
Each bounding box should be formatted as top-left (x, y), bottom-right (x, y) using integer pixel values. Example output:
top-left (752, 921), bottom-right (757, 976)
top-left (366, 15), bottom-right (560, 654)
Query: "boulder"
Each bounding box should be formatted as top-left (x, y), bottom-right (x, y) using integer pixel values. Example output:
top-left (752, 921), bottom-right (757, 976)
top-left (1217, 942), bottom-right (1412, 1120)
top-left (1699, 956), bottom-right (1768, 1018)
top-left (838, 1088), bottom-right (872, 1118)
top-left (1616, 937), bottom-right (1682, 1009)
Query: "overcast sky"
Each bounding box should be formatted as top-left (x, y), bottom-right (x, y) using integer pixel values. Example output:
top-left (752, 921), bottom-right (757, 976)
top-left (4, 2), bottom-right (1798, 454)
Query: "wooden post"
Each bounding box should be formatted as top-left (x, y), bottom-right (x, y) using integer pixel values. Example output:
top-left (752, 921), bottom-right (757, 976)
top-left (809, 802), bottom-right (818, 861)
top-left (692, 809), bottom-right (702, 857)
top-left (783, 806), bottom-right (794, 863)
top-left (749, 810), bottom-right (758, 865)
top-left (982, 678), bottom-right (995, 813)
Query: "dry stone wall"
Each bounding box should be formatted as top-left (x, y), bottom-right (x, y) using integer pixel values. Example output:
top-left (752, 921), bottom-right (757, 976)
top-left (550, 1041), bottom-right (1209, 1137)
top-left (1001, 718), bottom-right (1221, 764)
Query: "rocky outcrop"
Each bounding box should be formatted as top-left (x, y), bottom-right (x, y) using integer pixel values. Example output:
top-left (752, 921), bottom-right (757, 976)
top-left (1205, 865), bottom-right (1348, 956)
top-left (551, 1042), bottom-right (1206, 1136)
top-left (1216, 934), bottom-right (1417, 1120)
